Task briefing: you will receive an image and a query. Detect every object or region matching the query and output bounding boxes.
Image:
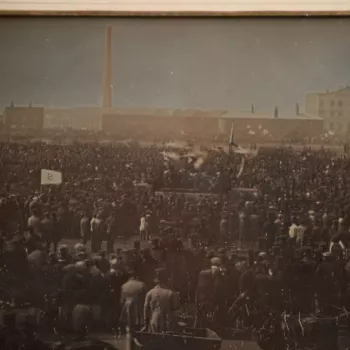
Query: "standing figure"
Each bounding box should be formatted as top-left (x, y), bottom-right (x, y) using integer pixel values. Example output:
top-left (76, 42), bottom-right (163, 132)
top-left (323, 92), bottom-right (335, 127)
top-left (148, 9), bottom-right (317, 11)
top-left (41, 212), bottom-right (53, 252)
top-left (194, 257), bottom-right (222, 328)
top-left (119, 269), bottom-right (146, 333)
top-left (106, 211), bottom-right (118, 254)
top-left (80, 211), bottom-right (91, 246)
top-left (90, 212), bottom-right (104, 253)
top-left (140, 212), bottom-right (151, 241)
top-left (144, 268), bottom-right (180, 333)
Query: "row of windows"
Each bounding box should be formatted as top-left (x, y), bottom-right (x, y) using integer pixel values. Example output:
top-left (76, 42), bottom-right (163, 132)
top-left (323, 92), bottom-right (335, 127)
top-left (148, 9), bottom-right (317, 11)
top-left (331, 111), bottom-right (343, 117)
top-left (319, 110), bottom-right (344, 117)
top-left (328, 122), bottom-right (350, 131)
top-left (320, 99), bottom-right (344, 108)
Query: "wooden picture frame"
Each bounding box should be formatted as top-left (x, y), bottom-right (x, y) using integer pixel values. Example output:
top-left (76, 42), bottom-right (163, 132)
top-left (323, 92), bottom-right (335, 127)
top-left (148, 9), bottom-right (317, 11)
top-left (0, 0), bottom-right (349, 16)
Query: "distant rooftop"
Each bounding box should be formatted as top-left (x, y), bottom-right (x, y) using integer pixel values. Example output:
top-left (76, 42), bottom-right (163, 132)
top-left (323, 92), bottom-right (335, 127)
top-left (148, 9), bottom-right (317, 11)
top-left (103, 108), bottom-right (227, 118)
top-left (220, 110), bottom-right (322, 120)
top-left (41, 106), bottom-right (321, 121)
top-left (308, 86), bottom-right (350, 96)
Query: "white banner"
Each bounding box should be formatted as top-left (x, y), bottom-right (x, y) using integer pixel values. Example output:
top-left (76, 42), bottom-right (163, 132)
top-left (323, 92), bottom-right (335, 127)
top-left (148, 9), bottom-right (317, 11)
top-left (40, 169), bottom-right (62, 185)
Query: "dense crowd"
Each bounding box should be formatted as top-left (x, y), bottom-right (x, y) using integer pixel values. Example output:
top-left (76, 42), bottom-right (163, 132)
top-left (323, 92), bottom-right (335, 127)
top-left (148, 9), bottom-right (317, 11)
top-left (1, 140), bottom-right (350, 349)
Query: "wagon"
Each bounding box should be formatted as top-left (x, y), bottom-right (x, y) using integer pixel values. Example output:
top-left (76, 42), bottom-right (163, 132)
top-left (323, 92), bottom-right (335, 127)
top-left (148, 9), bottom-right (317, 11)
top-left (133, 328), bottom-right (222, 350)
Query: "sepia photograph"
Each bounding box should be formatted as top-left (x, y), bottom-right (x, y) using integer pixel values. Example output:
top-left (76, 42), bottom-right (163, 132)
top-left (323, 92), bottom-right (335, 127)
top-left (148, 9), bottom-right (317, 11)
top-left (1, 16), bottom-right (350, 350)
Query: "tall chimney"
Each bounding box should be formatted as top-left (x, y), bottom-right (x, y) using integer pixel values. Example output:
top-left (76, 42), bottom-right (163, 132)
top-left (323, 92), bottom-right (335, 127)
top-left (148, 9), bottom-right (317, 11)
top-left (103, 25), bottom-right (113, 108)
top-left (295, 103), bottom-right (299, 116)
top-left (274, 106), bottom-right (278, 118)
top-left (251, 104), bottom-right (255, 114)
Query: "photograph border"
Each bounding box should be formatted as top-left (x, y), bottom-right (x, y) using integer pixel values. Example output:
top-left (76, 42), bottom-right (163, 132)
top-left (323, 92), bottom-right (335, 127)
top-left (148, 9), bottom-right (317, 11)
top-left (0, 0), bottom-right (350, 17)
top-left (0, 11), bottom-right (349, 17)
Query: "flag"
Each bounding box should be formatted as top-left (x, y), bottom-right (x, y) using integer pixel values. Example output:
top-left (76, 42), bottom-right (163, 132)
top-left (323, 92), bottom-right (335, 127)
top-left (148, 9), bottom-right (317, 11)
top-left (41, 169), bottom-right (62, 185)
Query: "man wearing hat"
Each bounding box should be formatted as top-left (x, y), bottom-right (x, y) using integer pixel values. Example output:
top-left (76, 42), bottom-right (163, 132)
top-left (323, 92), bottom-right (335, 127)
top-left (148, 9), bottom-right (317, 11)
top-left (119, 268), bottom-right (146, 334)
top-left (144, 267), bottom-right (179, 333)
top-left (194, 256), bottom-right (223, 328)
top-left (106, 211), bottom-right (118, 254)
top-left (57, 244), bottom-right (72, 268)
top-left (150, 238), bottom-right (165, 265)
top-left (90, 212), bottom-right (104, 253)
top-left (315, 247), bottom-right (345, 315)
top-left (41, 212), bottom-right (53, 252)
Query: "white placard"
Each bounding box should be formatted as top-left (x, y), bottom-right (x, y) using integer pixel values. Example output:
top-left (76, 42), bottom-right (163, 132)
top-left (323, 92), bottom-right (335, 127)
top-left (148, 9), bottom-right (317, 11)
top-left (40, 169), bottom-right (62, 185)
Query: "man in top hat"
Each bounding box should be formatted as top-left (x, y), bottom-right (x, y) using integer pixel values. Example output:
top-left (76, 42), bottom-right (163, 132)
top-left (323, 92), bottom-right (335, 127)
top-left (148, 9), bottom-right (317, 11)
top-left (144, 267), bottom-right (179, 333)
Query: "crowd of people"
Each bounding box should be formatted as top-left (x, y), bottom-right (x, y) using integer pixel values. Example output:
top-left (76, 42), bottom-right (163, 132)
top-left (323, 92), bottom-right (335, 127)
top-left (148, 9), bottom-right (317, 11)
top-left (1, 139), bottom-right (350, 349)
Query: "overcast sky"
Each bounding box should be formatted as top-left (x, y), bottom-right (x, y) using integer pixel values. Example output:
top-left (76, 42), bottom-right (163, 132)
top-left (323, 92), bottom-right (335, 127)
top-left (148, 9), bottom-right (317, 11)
top-left (0, 17), bottom-right (349, 114)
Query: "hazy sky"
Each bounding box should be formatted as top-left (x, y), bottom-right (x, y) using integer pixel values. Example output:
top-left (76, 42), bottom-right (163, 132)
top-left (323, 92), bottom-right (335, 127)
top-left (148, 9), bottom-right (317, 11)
top-left (0, 17), bottom-right (350, 114)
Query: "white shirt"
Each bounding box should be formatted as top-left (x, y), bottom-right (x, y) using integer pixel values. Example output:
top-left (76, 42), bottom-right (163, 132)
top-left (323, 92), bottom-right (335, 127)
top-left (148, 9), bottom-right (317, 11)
top-left (288, 223), bottom-right (298, 239)
top-left (289, 223), bottom-right (306, 243)
top-left (90, 217), bottom-right (102, 232)
top-left (140, 217), bottom-right (147, 232)
top-left (296, 225), bottom-right (306, 243)
top-left (28, 215), bottom-right (41, 234)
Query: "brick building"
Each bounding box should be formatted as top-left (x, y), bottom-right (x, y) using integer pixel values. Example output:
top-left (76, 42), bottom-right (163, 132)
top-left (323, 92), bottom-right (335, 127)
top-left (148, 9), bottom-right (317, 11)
top-left (102, 108), bottom-right (223, 140)
top-left (218, 109), bottom-right (323, 143)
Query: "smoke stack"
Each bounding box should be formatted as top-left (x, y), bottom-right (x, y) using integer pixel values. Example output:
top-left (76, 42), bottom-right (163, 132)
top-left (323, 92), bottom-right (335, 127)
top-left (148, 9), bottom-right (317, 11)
top-left (251, 104), bottom-right (255, 114)
top-left (274, 106), bottom-right (278, 118)
top-left (103, 25), bottom-right (113, 108)
top-left (295, 103), bottom-right (299, 116)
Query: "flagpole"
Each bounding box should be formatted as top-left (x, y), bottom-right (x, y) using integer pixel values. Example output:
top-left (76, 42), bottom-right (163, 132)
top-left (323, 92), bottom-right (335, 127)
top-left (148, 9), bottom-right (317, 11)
top-left (228, 121), bottom-right (235, 187)
top-left (228, 120), bottom-right (234, 158)
top-left (228, 120), bottom-right (234, 246)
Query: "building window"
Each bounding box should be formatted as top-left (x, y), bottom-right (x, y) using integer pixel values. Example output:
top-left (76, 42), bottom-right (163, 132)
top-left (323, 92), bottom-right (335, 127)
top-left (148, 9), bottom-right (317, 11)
top-left (338, 100), bottom-right (343, 107)
top-left (339, 111), bottom-right (343, 117)
top-left (330, 111), bottom-right (335, 118)
top-left (330, 122), bottom-right (334, 130)
top-left (331, 100), bottom-right (335, 107)
top-left (319, 109), bottom-right (325, 117)
top-left (319, 99), bottom-right (324, 107)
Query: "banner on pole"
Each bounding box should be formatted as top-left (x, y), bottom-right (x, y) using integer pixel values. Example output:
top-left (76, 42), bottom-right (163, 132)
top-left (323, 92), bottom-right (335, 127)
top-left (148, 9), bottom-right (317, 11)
top-left (40, 169), bottom-right (62, 185)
